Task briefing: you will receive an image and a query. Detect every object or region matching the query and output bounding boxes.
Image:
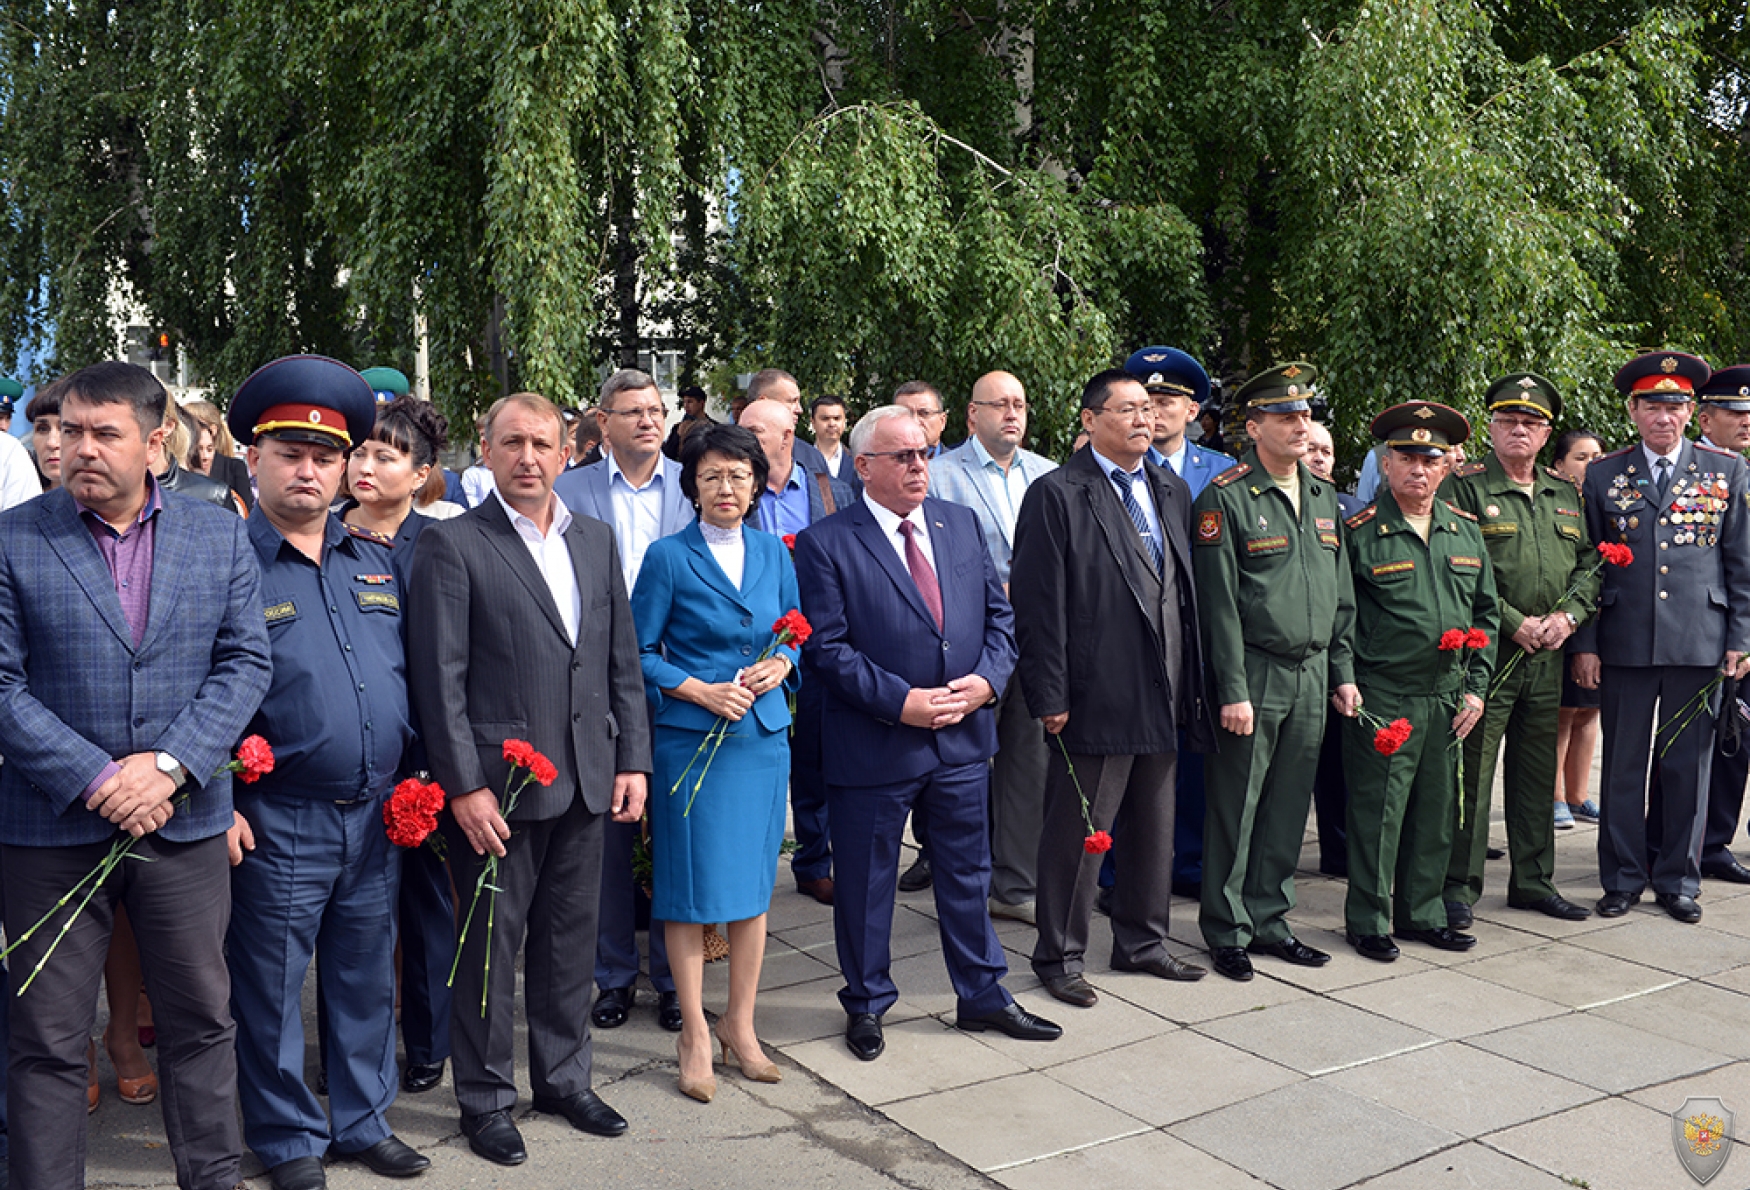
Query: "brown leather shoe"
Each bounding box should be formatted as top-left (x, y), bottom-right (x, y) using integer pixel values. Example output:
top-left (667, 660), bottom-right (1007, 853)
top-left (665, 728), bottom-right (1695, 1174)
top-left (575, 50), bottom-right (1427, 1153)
top-left (1042, 973), bottom-right (1098, 1007)
top-left (796, 877), bottom-right (834, 906)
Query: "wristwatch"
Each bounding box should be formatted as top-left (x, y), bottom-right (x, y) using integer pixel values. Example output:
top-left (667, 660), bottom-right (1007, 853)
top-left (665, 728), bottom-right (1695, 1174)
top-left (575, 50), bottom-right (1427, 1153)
top-left (1563, 612), bottom-right (1578, 630)
top-left (155, 751), bottom-right (188, 790)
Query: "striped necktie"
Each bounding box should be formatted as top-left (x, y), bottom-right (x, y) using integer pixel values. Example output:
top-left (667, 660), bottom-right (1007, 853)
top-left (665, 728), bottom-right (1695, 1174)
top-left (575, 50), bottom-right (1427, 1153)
top-left (1110, 468), bottom-right (1163, 575)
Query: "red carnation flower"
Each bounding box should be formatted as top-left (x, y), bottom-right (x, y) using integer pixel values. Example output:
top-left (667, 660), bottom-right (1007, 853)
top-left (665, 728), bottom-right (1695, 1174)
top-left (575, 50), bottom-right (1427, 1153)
top-left (772, 609), bottom-right (812, 648)
top-left (1374, 718), bottom-right (1413, 756)
top-left (528, 753), bottom-right (558, 787)
top-left (1083, 830), bottom-right (1113, 854)
top-left (1438, 629), bottom-right (1467, 652)
top-left (782, 534), bottom-right (797, 552)
top-left (502, 739), bottom-right (536, 769)
top-left (234, 735), bottom-right (275, 784)
top-left (384, 778), bottom-right (442, 849)
top-left (1598, 542), bottom-right (1633, 567)
top-left (1465, 628), bottom-right (1490, 650)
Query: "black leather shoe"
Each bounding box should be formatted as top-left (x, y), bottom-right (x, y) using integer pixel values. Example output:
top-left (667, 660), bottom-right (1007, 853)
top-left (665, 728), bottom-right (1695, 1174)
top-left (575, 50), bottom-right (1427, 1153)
top-left (1210, 947), bottom-right (1254, 981)
top-left (1702, 857), bottom-right (1750, 884)
top-left (315, 1066), bottom-right (328, 1097)
top-left (1346, 931), bottom-right (1399, 962)
top-left (657, 990), bottom-right (683, 1033)
top-left (1508, 894), bottom-right (1590, 921)
top-left (1396, 926), bottom-right (1477, 952)
top-left (269, 1157), bottom-right (325, 1190)
top-left (1444, 899), bottom-right (1473, 929)
top-left (1042, 973), bottom-right (1098, 1007)
top-left (1318, 859), bottom-right (1348, 878)
top-left (1596, 891), bottom-right (1640, 917)
top-left (898, 855), bottom-right (933, 892)
top-left (591, 986), bottom-right (634, 1030)
top-left (461, 1110), bottom-right (526, 1166)
top-left (1486, 846), bottom-right (1505, 860)
top-left (334, 1136), bottom-right (429, 1178)
top-left (1111, 954), bottom-right (1206, 981)
top-left (1170, 879), bottom-right (1201, 900)
top-left (1248, 937), bottom-right (1330, 967)
top-left (1094, 886), bottom-right (1113, 917)
top-left (1655, 892), bottom-right (1703, 923)
top-left (957, 1001), bottom-right (1062, 1041)
top-left (845, 1013), bottom-right (884, 1061)
top-left (532, 1089), bottom-right (627, 1137)
top-left (400, 1061), bottom-right (444, 1094)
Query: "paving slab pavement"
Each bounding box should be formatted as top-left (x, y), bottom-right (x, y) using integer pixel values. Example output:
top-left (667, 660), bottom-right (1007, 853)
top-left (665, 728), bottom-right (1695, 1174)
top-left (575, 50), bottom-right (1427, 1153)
top-left (72, 749), bottom-right (1750, 1189)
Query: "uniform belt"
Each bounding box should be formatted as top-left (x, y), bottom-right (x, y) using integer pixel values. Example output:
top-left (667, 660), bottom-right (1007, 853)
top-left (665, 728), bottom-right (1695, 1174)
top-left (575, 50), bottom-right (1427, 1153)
top-left (1244, 641), bottom-right (1326, 666)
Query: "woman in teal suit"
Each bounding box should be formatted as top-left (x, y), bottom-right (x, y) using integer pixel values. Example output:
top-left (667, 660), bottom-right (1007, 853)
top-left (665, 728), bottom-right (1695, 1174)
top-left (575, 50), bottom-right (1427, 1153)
top-left (631, 423), bottom-right (801, 1104)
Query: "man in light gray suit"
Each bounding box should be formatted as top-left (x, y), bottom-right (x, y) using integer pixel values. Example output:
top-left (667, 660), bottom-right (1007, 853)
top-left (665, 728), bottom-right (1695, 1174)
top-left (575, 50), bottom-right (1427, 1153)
top-left (409, 392), bottom-right (651, 1168)
top-left (931, 371), bottom-right (1057, 923)
top-left (554, 369), bottom-right (693, 1036)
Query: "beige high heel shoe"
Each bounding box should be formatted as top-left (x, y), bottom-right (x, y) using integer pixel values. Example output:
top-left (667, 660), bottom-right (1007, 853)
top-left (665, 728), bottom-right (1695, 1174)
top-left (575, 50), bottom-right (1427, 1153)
top-left (677, 1037), bottom-right (717, 1103)
top-left (716, 1025), bottom-right (780, 1083)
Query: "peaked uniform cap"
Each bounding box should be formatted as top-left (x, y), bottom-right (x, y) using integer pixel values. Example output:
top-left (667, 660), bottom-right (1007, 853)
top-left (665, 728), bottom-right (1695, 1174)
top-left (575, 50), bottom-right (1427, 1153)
top-left (1234, 362), bottom-right (1317, 414)
top-left (1613, 351), bottom-right (1710, 402)
top-left (359, 366), bottom-right (410, 403)
top-left (1122, 346), bottom-right (1210, 406)
top-left (1485, 372), bottom-right (1562, 421)
top-left (1698, 365), bottom-right (1750, 413)
top-left (227, 355), bottom-right (377, 449)
top-left (1371, 401), bottom-right (1470, 457)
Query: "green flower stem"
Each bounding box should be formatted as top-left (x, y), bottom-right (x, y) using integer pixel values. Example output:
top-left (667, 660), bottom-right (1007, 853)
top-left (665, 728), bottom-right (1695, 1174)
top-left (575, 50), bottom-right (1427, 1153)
top-left (449, 769), bottom-right (536, 1016)
top-left (1051, 733), bottom-right (1098, 836)
top-left (1658, 673), bottom-right (1727, 759)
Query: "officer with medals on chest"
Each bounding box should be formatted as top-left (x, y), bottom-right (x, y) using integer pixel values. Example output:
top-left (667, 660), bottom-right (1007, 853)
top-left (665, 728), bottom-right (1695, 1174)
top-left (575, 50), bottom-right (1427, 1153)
top-left (1440, 374), bottom-right (1599, 926)
top-left (1342, 402), bottom-right (1498, 960)
top-left (1571, 351), bottom-right (1750, 924)
top-left (224, 357), bottom-right (428, 1189)
top-left (1191, 363), bottom-right (1359, 981)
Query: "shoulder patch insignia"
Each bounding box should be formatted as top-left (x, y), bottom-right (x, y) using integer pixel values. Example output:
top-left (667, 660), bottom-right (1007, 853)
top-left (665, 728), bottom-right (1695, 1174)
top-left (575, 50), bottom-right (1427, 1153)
top-left (1455, 461), bottom-right (1486, 477)
top-left (1211, 462), bottom-right (1251, 488)
top-left (1345, 505), bottom-right (1378, 530)
top-left (344, 522), bottom-right (395, 546)
top-left (1196, 509), bottom-right (1223, 545)
top-left (1443, 500), bottom-right (1477, 521)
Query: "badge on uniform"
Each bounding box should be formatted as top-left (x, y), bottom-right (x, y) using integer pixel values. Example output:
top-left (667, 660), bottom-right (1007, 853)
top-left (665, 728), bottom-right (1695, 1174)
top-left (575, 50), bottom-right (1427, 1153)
top-left (1196, 510), bottom-right (1223, 545)
top-left (354, 573), bottom-right (395, 586)
top-left (264, 600), bottom-right (297, 624)
top-left (356, 591), bottom-right (400, 614)
top-left (1370, 560), bottom-right (1415, 578)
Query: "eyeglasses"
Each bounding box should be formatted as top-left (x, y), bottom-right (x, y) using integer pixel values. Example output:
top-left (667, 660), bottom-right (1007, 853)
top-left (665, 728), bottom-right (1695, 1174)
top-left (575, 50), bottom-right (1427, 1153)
top-left (970, 399), bottom-right (1028, 413)
top-left (1490, 414), bottom-right (1548, 432)
top-left (696, 469), bottom-right (755, 489)
top-left (1095, 402), bottom-right (1153, 421)
top-left (862, 448), bottom-right (930, 466)
top-left (603, 405), bottom-right (666, 424)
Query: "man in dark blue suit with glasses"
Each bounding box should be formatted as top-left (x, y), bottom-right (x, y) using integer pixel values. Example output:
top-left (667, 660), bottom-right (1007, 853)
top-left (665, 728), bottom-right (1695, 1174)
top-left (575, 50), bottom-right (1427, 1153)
top-left (793, 405), bottom-right (1061, 1063)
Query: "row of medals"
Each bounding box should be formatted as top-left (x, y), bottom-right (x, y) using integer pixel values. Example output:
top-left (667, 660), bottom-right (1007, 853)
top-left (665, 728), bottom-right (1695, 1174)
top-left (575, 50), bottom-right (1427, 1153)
top-left (1665, 478), bottom-right (1726, 546)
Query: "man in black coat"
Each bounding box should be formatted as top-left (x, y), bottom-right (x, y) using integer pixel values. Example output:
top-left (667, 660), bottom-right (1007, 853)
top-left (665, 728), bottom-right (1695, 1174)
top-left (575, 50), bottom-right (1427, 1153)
top-left (1011, 368), bottom-right (1217, 1008)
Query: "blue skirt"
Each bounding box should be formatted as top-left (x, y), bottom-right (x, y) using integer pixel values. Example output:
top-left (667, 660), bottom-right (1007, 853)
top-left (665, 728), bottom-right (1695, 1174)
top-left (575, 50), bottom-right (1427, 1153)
top-left (650, 720), bottom-right (789, 924)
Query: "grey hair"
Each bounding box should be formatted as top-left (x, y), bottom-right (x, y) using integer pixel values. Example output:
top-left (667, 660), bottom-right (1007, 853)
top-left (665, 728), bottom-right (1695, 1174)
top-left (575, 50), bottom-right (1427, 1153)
top-left (849, 404), bottom-right (920, 457)
top-left (598, 368), bottom-right (660, 409)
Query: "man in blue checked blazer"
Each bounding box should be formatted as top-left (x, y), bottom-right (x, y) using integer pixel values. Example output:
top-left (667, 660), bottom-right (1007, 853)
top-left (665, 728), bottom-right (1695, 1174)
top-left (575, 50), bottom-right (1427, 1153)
top-left (554, 368), bottom-right (695, 1036)
top-left (929, 371), bottom-right (1057, 922)
top-left (0, 361), bottom-right (271, 1190)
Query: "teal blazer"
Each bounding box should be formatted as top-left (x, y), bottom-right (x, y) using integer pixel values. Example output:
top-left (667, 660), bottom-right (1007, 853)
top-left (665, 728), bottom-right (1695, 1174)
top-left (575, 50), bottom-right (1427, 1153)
top-left (631, 521), bottom-right (802, 736)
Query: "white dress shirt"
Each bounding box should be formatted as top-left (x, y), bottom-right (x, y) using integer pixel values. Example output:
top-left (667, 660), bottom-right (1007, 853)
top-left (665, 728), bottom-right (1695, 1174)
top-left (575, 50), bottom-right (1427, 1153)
top-left (863, 491), bottom-right (936, 575)
top-left (820, 444), bottom-right (847, 480)
top-left (699, 519), bottom-right (745, 589)
top-left (493, 488), bottom-right (581, 645)
top-left (606, 453), bottom-right (665, 590)
top-left (1091, 446), bottom-right (1163, 554)
top-left (1642, 441), bottom-right (1683, 493)
top-left (0, 435), bottom-right (41, 511)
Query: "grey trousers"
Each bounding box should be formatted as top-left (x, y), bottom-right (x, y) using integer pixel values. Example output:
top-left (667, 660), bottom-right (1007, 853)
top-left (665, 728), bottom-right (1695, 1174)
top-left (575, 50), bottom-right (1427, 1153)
top-left (4, 834), bottom-right (240, 1190)
top-left (443, 798), bottom-right (604, 1117)
top-left (1599, 664), bottom-right (1714, 899)
top-left (1032, 750), bottom-right (1176, 980)
top-left (989, 676), bottom-right (1049, 906)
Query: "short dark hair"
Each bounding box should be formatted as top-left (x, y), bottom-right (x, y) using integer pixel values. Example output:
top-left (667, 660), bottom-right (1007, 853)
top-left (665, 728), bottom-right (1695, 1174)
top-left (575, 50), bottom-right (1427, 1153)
top-left (368, 396), bottom-right (450, 470)
top-left (1081, 368), bottom-right (1140, 411)
top-left (892, 380), bottom-right (939, 408)
top-left (60, 361), bottom-right (167, 436)
top-left (810, 394), bottom-right (846, 417)
top-left (745, 369), bottom-right (797, 403)
top-left (574, 412), bottom-right (603, 450)
top-left (26, 375), bottom-right (71, 422)
top-left (679, 423), bottom-right (769, 514)
top-left (1553, 428), bottom-right (1604, 462)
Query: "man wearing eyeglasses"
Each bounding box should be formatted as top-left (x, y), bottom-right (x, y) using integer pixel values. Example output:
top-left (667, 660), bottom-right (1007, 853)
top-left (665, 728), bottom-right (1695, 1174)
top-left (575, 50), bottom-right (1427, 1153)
top-left (1011, 368), bottom-right (1217, 1007)
top-left (894, 381), bottom-right (949, 460)
top-left (555, 369), bottom-right (694, 1036)
top-left (931, 371), bottom-right (1057, 924)
top-left (1440, 375), bottom-right (1599, 930)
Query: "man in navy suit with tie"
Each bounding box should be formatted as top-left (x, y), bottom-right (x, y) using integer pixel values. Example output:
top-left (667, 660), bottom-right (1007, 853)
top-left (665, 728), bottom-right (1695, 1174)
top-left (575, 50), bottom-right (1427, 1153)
top-left (554, 368), bottom-right (695, 1035)
top-left (793, 406), bottom-right (1061, 1062)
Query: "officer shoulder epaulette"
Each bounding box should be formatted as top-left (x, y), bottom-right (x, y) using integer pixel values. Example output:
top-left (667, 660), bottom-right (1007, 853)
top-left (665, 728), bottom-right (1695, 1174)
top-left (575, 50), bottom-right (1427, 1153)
top-left (344, 522), bottom-right (395, 547)
top-left (1546, 466), bottom-right (1579, 486)
top-left (1697, 441), bottom-right (1737, 458)
top-left (1443, 500), bottom-right (1477, 521)
top-left (1454, 461), bottom-right (1486, 477)
top-left (1210, 462), bottom-right (1251, 488)
top-left (1597, 445), bottom-right (1635, 460)
top-left (1345, 505), bottom-right (1377, 530)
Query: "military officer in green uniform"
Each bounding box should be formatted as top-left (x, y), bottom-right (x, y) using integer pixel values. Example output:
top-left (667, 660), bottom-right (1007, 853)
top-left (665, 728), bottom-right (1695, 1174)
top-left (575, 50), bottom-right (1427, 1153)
top-left (1192, 364), bottom-right (1360, 982)
top-left (1343, 402), bottom-right (1498, 960)
top-left (1441, 374), bottom-right (1598, 926)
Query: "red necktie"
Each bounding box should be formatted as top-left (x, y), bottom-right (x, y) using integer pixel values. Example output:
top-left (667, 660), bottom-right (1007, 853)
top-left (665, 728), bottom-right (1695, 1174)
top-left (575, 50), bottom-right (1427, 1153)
top-left (899, 521), bottom-right (943, 631)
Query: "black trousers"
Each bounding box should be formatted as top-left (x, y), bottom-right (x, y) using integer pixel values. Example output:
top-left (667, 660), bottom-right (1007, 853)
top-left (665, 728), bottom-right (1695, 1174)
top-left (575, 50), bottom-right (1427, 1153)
top-left (3, 834), bottom-right (240, 1190)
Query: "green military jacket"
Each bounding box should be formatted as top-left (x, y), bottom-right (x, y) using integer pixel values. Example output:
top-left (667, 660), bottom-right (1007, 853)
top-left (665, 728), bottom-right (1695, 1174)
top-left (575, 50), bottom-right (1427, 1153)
top-left (1345, 489), bottom-right (1500, 700)
top-left (1441, 452), bottom-right (1597, 638)
top-left (1191, 451), bottom-right (1356, 706)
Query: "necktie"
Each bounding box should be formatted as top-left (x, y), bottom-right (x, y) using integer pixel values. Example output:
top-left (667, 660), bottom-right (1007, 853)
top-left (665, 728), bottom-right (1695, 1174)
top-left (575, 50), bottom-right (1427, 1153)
top-left (1111, 469), bottom-right (1164, 575)
top-left (899, 521), bottom-right (943, 631)
top-left (1655, 457), bottom-right (1672, 502)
